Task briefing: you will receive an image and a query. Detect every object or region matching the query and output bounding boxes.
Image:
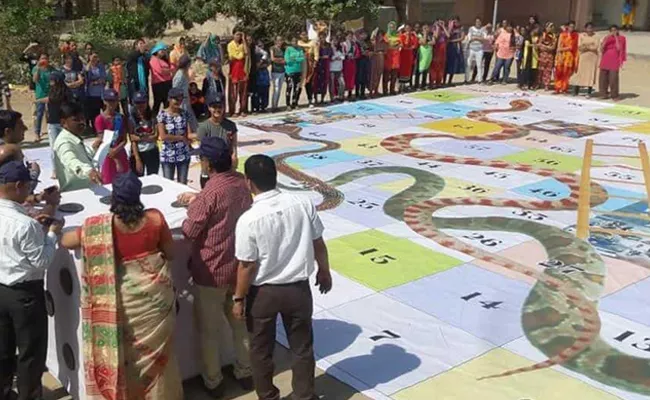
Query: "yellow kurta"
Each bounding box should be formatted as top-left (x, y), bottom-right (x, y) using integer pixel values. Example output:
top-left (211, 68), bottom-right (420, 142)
top-left (571, 33), bottom-right (599, 87)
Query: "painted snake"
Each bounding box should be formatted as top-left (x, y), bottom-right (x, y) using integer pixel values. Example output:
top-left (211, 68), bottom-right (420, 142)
top-left (243, 99), bottom-right (650, 395)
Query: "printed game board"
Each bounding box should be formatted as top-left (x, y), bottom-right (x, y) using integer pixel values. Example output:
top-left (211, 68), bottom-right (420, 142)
top-left (24, 87), bottom-right (650, 399)
top-left (236, 88), bottom-right (650, 400)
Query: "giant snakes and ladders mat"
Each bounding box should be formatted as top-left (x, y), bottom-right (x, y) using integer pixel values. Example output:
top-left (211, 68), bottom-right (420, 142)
top-left (25, 87), bottom-right (650, 399)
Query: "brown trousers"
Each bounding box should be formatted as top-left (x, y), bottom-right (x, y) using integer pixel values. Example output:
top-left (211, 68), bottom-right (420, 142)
top-left (246, 280), bottom-right (315, 400)
top-left (599, 68), bottom-right (620, 99)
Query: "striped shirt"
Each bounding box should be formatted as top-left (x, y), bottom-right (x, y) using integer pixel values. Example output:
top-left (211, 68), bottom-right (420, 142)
top-left (182, 170), bottom-right (252, 287)
top-left (0, 70), bottom-right (10, 109)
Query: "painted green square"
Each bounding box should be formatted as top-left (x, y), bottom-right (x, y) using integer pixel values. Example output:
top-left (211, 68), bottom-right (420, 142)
top-left (410, 90), bottom-right (475, 103)
top-left (500, 149), bottom-right (601, 173)
top-left (595, 105), bottom-right (650, 121)
top-left (327, 230), bottom-right (463, 290)
top-left (236, 156), bottom-right (249, 174)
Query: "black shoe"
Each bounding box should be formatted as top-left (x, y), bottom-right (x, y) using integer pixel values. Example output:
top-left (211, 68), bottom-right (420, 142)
top-left (203, 381), bottom-right (226, 398)
top-left (237, 376), bottom-right (254, 391)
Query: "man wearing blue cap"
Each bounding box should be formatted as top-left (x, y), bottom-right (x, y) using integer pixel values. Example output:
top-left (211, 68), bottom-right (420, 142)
top-left (0, 160), bottom-right (63, 400)
top-left (180, 136), bottom-right (253, 397)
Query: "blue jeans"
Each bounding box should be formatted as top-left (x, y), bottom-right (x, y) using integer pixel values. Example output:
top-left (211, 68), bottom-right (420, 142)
top-left (161, 161), bottom-right (190, 185)
top-left (47, 123), bottom-right (62, 165)
top-left (491, 57), bottom-right (514, 83)
top-left (34, 102), bottom-right (46, 137)
top-left (271, 72), bottom-right (285, 109)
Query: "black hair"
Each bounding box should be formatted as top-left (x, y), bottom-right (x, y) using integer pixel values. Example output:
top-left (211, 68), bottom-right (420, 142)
top-left (178, 55), bottom-right (191, 70)
top-left (0, 110), bottom-right (22, 138)
top-left (568, 20), bottom-right (576, 25)
top-left (207, 154), bottom-right (232, 173)
top-left (48, 78), bottom-right (67, 104)
top-left (60, 102), bottom-right (84, 119)
top-left (133, 38), bottom-right (145, 49)
top-left (244, 154), bottom-right (277, 192)
top-left (112, 56), bottom-right (121, 62)
top-left (585, 22), bottom-right (593, 28)
top-left (610, 24), bottom-right (619, 30)
top-left (110, 201), bottom-right (145, 227)
top-left (85, 42), bottom-right (94, 49)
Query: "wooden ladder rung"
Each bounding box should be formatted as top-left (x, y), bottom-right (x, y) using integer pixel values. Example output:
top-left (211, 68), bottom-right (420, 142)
top-left (593, 177), bottom-right (644, 186)
top-left (593, 143), bottom-right (639, 149)
top-left (592, 210), bottom-right (650, 221)
top-left (589, 226), bottom-right (650, 237)
top-left (593, 153), bottom-right (641, 159)
top-left (607, 194), bottom-right (647, 202)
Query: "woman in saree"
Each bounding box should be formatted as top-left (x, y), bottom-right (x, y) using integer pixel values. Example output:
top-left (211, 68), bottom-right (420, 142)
top-left (342, 31), bottom-right (360, 100)
top-left (369, 29), bottom-right (387, 97)
top-left (554, 21), bottom-right (579, 94)
top-left (572, 22), bottom-right (599, 96)
top-left (537, 22), bottom-right (558, 91)
top-left (398, 23), bottom-right (418, 92)
top-left (430, 19), bottom-right (448, 88)
top-left (169, 37), bottom-right (188, 69)
top-left (383, 21), bottom-right (401, 95)
top-left (61, 172), bottom-right (182, 400)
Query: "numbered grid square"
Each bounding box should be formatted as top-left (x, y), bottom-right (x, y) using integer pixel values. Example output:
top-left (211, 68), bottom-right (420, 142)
top-left (385, 263), bottom-right (532, 345)
top-left (327, 230), bottom-right (465, 290)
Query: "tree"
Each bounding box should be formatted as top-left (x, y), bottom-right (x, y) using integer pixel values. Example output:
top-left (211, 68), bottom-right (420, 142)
top-left (157, 0), bottom-right (381, 40)
top-left (0, 0), bottom-right (54, 83)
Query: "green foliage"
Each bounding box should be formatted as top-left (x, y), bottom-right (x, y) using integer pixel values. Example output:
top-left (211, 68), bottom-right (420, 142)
top-left (0, 1), bottom-right (54, 83)
top-left (85, 9), bottom-right (166, 40)
top-left (159, 0), bottom-right (381, 40)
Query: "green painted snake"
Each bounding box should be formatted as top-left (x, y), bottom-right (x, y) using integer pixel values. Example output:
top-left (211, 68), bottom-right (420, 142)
top-left (242, 99), bottom-right (650, 395)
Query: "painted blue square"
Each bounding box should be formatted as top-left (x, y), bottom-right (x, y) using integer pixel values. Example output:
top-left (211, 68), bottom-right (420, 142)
top-left (620, 201), bottom-right (650, 214)
top-left (422, 139), bottom-right (523, 160)
top-left (384, 263), bottom-right (531, 346)
top-left (286, 150), bottom-right (363, 169)
top-left (329, 101), bottom-right (405, 116)
top-left (601, 277), bottom-right (650, 326)
top-left (263, 143), bottom-right (322, 157)
top-left (512, 178), bottom-right (572, 201)
top-left (595, 186), bottom-right (647, 212)
top-left (415, 103), bottom-right (478, 118)
top-left (330, 187), bottom-right (398, 229)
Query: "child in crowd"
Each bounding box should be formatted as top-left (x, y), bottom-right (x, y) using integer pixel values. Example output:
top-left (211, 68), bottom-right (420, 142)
top-left (189, 82), bottom-right (207, 118)
top-left (252, 40), bottom-right (270, 113)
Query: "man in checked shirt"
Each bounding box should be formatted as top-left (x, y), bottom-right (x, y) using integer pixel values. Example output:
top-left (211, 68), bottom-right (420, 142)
top-left (179, 136), bottom-right (254, 397)
top-left (0, 69), bottom-right (11, 111)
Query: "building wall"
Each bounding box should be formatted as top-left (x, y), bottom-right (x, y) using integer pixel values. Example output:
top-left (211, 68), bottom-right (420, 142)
top-left (592, 0), bottom-right (649, 28)
top-left (455, 0), bottom-right (574, 26)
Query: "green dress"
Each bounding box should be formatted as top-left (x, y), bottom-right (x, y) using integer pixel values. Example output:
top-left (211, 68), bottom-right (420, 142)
top-left (418, 34), bottom-right (433, 73)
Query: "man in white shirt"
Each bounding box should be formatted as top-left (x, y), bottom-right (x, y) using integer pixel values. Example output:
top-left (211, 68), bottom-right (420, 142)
top-left (466, 17), bottom-right (487, 83)
top-left (233, 154), bottom-right (332, 400)
top-left (0, 160), bottom-right (63, 400)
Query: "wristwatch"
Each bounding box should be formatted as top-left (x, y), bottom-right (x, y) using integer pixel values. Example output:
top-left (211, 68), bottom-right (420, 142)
top-left (232, 296), bottom-right (245, 303)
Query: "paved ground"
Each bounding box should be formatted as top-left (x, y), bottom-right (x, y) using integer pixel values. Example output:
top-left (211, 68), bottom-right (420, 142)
top-left (12, 36), bottom-right (650, 400)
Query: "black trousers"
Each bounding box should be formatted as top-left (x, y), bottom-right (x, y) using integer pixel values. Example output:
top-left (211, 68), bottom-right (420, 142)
top-left (285, 73), bottom-right (302, 108)
top-left (152, 81), bottom-right (172, 117)
top-left (252, 85), bottom-right (270, 112)
top-left (247, 281), bottom-right (314, 400)
top-left (0, 281), bottom-right (47, 400)
top-left (130, 147), bottom-right (160, 177)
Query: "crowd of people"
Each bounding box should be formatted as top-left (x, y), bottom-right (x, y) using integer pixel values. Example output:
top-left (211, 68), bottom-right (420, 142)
top-left (0, 107), bottom-right (333, 400)
top-left (0, 9), bottom-right (637, 400)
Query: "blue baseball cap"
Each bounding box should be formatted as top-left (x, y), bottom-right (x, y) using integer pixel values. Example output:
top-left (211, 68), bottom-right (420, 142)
top-left (103, 88), bottom-right (119, 102)
top-left (132, 92), bottom-right (148, 104)
top-left (111, 172), bottom-right (142, 205)
top-left (0, 160), bottom-right (31, 184)
top-left (167, 87), bottom-right (184, 100)
top-left (199, 136), bottom-right (230, 163)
